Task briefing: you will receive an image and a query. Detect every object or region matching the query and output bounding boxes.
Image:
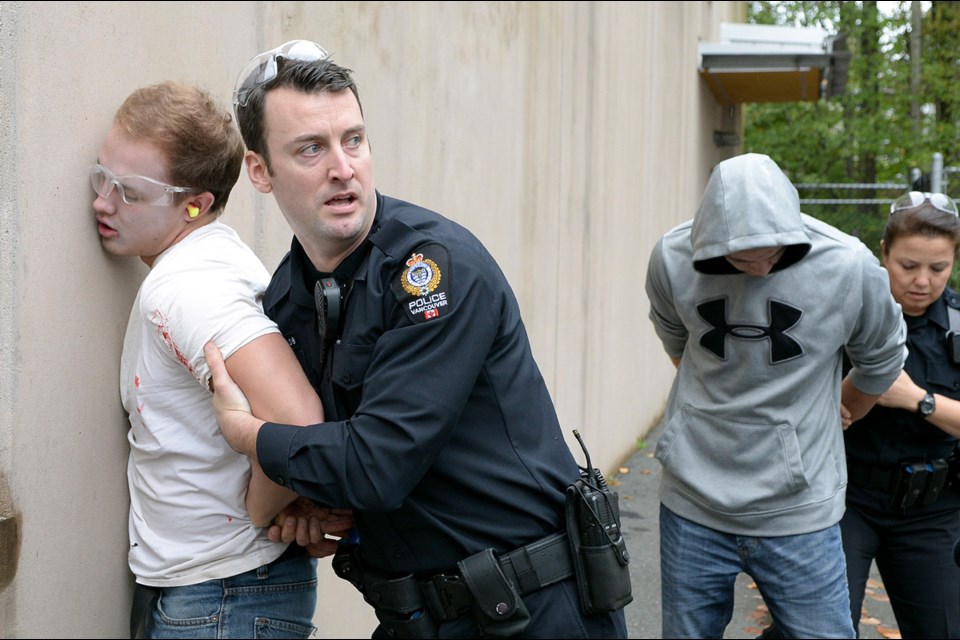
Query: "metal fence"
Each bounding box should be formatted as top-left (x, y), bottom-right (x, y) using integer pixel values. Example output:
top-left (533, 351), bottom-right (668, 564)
top-left (793, 152), bottom-right (959, 284)
top-left (796, 152), bottom-right (955, 208)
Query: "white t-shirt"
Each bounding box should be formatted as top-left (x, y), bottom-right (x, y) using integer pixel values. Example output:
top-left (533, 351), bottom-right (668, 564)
top-left (120, 221), bottom-right (288, 586)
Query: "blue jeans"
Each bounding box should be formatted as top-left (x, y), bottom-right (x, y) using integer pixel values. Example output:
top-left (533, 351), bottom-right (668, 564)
top-left (660, 504), bottom-right (854, 639)
top-left (137, 554), bottom-right (318, 639)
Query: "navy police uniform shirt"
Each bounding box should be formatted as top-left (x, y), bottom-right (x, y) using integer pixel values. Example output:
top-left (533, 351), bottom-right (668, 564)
top-left (844, 288), bottom-right (960, 513)
top-left (258, 192), bottom-right (578, 575)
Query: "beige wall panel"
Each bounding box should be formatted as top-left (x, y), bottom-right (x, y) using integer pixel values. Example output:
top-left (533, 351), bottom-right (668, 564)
top-left (0, 1), bottom-right (742, 637)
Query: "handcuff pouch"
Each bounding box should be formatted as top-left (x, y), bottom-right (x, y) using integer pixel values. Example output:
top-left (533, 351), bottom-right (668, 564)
top-left (456, 548), bottom-right (530, 637)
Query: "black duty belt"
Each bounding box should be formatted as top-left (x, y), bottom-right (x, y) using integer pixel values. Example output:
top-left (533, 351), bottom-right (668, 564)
top-left (846, 458), bottom-right (898, 492)
top-left (418, 531), bottom-right (573, 622)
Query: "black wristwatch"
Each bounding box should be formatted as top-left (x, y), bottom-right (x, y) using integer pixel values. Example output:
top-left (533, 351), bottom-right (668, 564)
top-left (918, 392), bottom-right (936, 417)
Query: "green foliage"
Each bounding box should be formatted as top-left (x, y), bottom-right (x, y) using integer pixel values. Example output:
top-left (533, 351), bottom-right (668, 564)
top-left (924, 1), bottom-right (960, 167)
top-left (744, 1), bottom-right (960, 288)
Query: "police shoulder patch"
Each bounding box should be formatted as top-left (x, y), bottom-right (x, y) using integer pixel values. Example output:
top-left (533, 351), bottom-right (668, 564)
top-left (391, 243), bottom-right (451, 324)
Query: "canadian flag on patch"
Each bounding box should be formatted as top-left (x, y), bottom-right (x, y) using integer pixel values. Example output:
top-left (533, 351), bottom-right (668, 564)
top-left (424, 308), bottom-right (440, 320)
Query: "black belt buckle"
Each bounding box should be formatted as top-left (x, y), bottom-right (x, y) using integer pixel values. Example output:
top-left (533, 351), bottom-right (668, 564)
top-left (420, 573), bottom-right (472, 622)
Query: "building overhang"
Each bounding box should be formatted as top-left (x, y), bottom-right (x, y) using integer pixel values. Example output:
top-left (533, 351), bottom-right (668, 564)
top-left (699, 23), bottom-right (850, 105)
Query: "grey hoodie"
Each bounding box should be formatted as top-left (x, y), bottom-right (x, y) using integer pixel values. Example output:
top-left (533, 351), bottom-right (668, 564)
top-left (645, 153), bottom-right (907, 535)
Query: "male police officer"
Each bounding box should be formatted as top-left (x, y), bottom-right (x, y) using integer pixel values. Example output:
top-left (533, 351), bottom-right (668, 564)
top-left (205, 40), bottom-right (628, 638)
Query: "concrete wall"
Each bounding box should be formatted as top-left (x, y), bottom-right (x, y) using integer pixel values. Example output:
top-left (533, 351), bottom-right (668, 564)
top-left (0, 1), bottom-right (744, 637)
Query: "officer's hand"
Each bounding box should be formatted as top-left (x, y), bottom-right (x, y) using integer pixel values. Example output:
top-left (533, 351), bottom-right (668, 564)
top-left (840, 403), bottom-right (852, 430)
top-left (203, 341), bottom-right (262, 457)
top-left (268, 497), bottom-right (354, 543)
top-left (268, 497), bottom-right (355, 558)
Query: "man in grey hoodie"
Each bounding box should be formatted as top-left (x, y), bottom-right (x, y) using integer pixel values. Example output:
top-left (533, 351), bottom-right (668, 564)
top-left (645, 153), bottom-right (907, 638)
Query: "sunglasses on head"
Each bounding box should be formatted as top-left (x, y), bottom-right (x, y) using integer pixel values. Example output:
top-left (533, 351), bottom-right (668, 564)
top-left (890, 191), bottom-right (958, 217)
top-left (233, 40), bottom-right (329, 112)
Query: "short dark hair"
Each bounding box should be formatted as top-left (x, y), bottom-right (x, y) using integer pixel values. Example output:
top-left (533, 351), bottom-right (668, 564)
top-left (236, 57), bottom-right (363, 171)
top-left (114, 81), bottom-right (243, 213)
top-left (883, 202), bottom-right (960, 261)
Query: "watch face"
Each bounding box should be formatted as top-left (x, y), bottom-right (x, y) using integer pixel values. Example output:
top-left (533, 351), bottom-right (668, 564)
top-left (920, 393), bottom-right (936, 416)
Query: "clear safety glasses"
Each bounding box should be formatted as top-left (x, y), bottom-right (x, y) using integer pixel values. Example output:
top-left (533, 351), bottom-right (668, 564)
top-left (233, 40), bottom-right (329, 110)
top-left (90, 164), bottom-right (198, 207)
top-left (890, 191), bottom-right (959, 217)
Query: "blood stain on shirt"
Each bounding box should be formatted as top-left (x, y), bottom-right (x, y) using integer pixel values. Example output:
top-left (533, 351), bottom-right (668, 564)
top-left (151, 309), bottom-right (195, 374)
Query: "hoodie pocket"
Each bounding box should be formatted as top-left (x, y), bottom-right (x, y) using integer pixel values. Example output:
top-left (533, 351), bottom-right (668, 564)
top-left (655, 404), bottom-right (809, 514)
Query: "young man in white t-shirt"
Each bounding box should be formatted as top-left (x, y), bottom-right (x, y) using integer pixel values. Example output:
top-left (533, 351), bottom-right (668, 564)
top-left (92, 81), bottom-right (351, 639)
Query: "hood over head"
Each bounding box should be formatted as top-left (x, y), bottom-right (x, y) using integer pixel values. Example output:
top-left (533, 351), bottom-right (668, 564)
top-left (691, 153), bottom-right (811, 274)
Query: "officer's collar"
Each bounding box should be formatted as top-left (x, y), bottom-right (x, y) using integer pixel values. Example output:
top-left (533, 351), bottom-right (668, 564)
top-left (287, 195), bottom-right (384, 308)
top-left (920, 291), bottom-right (951, 330)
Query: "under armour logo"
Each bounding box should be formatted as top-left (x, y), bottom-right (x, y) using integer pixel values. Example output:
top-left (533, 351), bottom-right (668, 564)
top-left (697, 298), bottom-right (803, 363)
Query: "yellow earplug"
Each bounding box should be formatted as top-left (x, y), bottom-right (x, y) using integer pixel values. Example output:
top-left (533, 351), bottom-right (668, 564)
top-left (187, 205), bottom-right (200, 218)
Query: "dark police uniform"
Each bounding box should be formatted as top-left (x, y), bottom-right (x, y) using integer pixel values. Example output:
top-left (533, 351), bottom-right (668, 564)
top-left (256, 192), bottom-right (627, 638)
top-left (842, 288), bottom-right (960, 638)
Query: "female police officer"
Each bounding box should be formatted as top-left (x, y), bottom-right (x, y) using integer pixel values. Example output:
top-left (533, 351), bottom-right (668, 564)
top-left (843, 191), bottom-right (960, 638)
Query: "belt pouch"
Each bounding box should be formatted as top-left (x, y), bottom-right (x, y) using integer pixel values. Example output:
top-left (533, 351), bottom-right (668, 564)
top-left (334, 543), bottom-right (438, 639)
top-left (331, 542), bottom-right (364, 592)
top-left (922, 459), bottom-right (950, 506)
top-left (457, 548), bottom-right (531, 637)
top-left (892, 460), bottom-right (929, 509)
top-left (565, 479), bottom-right (634, 614)
top-left (365, 573), bottom-right (438, 639)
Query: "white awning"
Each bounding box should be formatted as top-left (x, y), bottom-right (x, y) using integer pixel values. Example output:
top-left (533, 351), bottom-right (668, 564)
top-left (699, 23), bottom-right (850, 105)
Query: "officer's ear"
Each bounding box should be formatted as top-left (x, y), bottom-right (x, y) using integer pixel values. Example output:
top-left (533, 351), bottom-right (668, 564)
top-left (245, 150), bottom-right (273, 194)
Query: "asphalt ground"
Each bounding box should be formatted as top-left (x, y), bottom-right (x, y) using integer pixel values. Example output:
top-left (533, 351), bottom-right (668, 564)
top-left (611, 422), bottom-right (902, 639)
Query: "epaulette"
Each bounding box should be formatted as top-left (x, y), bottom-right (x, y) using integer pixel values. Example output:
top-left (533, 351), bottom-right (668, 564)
top-left (944, 288), bottom-right (960, 339)
top-left (944, 287), bottom-right (960, 310)
top-left (368, 218), bottom-right (425, 260)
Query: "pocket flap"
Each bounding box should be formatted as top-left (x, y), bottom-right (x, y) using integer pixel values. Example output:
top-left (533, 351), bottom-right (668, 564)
top-left (456, 549), bottom-right (519, 619)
